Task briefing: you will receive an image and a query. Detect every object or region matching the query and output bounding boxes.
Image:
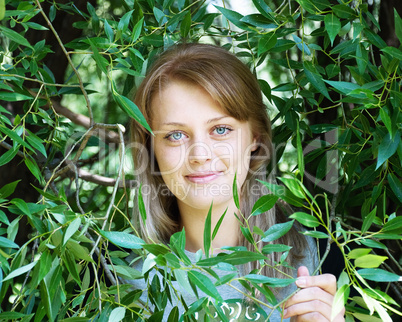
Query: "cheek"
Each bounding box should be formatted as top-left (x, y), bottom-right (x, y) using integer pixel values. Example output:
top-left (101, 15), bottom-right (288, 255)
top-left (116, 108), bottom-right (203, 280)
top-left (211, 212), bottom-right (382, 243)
top-left (154, 144), bottom-right (185, 175)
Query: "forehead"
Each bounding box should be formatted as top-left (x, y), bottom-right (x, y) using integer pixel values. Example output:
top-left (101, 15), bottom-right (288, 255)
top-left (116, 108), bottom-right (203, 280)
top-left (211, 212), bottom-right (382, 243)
top-left (150, 80), bottom-right (229, 124)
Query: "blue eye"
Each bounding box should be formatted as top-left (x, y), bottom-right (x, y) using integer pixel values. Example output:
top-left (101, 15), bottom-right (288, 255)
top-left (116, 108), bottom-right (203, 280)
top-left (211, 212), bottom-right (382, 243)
top-left (172, 132), bottom-right (183, 140)
top-left (213, 126), bottom-right (232, 136)
top-left (165, 131), bottom-right (184, 141)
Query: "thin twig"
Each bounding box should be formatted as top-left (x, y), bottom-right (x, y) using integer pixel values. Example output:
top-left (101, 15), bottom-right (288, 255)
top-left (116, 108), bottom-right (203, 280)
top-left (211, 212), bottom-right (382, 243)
top-left (34, 0), bottom-right (94, 125)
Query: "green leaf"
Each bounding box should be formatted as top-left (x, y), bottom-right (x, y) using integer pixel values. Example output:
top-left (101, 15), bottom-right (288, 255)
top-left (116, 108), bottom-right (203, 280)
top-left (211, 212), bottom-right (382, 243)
top-left (0, 180), bottom-right (20, 199)
top-left (331, 284), bottom-right (349, 321)
top-left (24, 157), bottom-right (42, 182)
top-left (332, 4), bottom-right (356, 19)
top-left (323, 80), bottom-right (360, 94)
top-left (355, 254), bottom-right (388, 268)
top-left (302, 230), bottom-right (329, 239)
top-left (381, 46), bottom-right (402, 61)
top-left (348, 248), bottom-right (371, 259)
top-left (214, 6), bottom-right (249, 30)
top-left (244, 274), bottom-right (295, 287)
top-left (258, 180), bottom-right (304, 207)
top-left (252, 0), bottom-right (273, 19)
top-left (394, 9), bottom-right (402, 44)
top-left (112, 85), bottom-right (153, 134)
top-left (233, 172), bottom-right (240, 209)
top-left (108, 307), bottom-right (126, 322)
top-left (324, 13), bottom-right (341, 45)
top-left (26, 131), bottom-right (47, 157)
top-left (3, 261), bottom-right (38, 282)
top-left (0, 92), bottom-right (32, 102)
top-left (212, 208), bottom-right (227, 240)
top-left (203, 202), bottom-right (212, 259)
top-left (118, 10), bottom-right (134, 32)
top-left (277, 177), bottom-right (305, 199)
top-left (251, 194), bottom-right (278, 216)
top-left (0, 236), bottom-right (19, 248)
top-left (0, 125), bottom-right (35, 154)
top-left (0, 145), bottom-right (19, 167)
top-left (388, 173), bottom-right (402, 202)
top-left (262, 220), bottom-right (294, 242)
top-left (382, 216), bottom-right (402, 233)
top-left (0, 25), bottom-right (32, 48)
top-left (88, 38), bottom-right (108, 75)
top-left (180, 11), bottom-right (191, 38)
top-left (289, 212), bottom-right (320, 228)
top-left (0, 209), bottom-right (10, 225)
top-left (104, 19), bottom-right (114, 42)
top-left (303, 61), bottom-right (331, 101)
top-left (132, 17), bottom-right (144, 42)
top-left (357, 268), bottom-right (402, 282)
top-left (296, 121), bottom-right (304, 178)
top-left (380, 108), bottom-right (393, 138)
top-left (0, 0), bottom-right (4, 21)
top-left (98, 229), bottom-right (144, 249)
top-left (138, 183), bottom-right (147, 222)
top-left (258, 32), bottom-right (277, 55)
top-left (224, 251), bottom-right (266, 265)
top-left (11, 198), bottom-right (31, 216)
top-left (376, 132), bottom-right (400, 170)
top-left (261, 244), bottom-right (292, 254)
top-left (187, 271), bottom-right (223, 302)
top-left (63, 217), bottom-right (81, 245)
top-left (361, 207), bottom-right (377, 234)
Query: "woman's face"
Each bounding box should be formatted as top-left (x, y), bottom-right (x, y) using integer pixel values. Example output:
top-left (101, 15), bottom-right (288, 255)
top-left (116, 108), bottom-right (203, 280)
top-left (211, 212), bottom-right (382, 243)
top-left (150, 80), bottom-right (257, 213)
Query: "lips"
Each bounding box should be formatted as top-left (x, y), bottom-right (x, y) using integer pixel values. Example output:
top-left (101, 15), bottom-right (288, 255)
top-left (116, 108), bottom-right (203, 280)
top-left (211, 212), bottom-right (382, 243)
top-left (185, 171), bottom-right (223, 184)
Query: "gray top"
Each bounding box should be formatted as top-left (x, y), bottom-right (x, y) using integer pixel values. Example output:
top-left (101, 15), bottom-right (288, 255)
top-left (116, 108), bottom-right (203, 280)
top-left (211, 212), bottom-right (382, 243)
top-left (123, 237), bottom-right (319, 321)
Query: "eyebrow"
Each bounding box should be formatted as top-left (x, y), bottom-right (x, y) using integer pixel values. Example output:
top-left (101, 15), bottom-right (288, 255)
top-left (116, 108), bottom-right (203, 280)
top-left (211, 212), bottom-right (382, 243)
top-left (162, 116), bottom-right (230, 126)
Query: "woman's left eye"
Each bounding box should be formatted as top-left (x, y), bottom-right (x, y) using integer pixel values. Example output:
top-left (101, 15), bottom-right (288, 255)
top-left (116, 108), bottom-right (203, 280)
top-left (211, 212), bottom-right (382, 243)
top-left (213, 126), bottom-right (233, 136)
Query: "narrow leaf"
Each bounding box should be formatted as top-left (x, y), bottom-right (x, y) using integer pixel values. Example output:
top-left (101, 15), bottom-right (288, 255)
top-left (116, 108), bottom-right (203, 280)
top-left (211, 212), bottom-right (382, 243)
top-left (388, 173), bottom-right (402, 202)
top-left (232, 172), bottom-right (240, 209)
top-left (262, 220), bottom-right (294, 242)
top-left (382, 216), bottom-right (402, 233)
top-left (0, 236), bottom-right (19, 249)
top-left (245, 274), bottom-right (295, 287)
top-left (214, 6), bottom-right (249, 30)
top-left (203, 202), bottom-right (212, 258)
top-left (0, 25), bottom-right (32, 48)
top-left (188, 271), bottom-right (223, 302)
top-left (331, 284), bottom-right (349, 321)
top-left (357, 268), bottom-right (402, 282)
top-left (303, 61), bottom-right (331, 100)
top-left (355, 255), bottom-right (388, 268)
top-left (63, 217), bottom-right (81, 245)
top-left (0, 180), bottom-right (20, 199)
top-left (289, 212), bottom-right (320, 228)
top-left (212, 208), bottom-right (227, 240)
top-left (361, 207), bottom-right (377, 234)
top-left (324, 13), bottom-right (341, 45)
top-left (251, 195), bottom-right (278, 216)
top-left (112, 87), bottom-right (153, 134)
top-left (3, 261), bottom-right (37, 282)
top-left (394, 9), bottom-right (402, 44)
top-left (98, 229), bottom-right (144, 249)
top-left (108, 307), bottom-right (126, 322)
top-left (376, 133), bottom-right (400, 169)
top-left (258, 32), bottom-right (277, 55)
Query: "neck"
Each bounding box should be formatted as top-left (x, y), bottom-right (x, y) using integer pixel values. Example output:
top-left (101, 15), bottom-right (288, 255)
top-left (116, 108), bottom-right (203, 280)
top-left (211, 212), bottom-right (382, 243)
top-left (178, 201), bottom-right (240, 254)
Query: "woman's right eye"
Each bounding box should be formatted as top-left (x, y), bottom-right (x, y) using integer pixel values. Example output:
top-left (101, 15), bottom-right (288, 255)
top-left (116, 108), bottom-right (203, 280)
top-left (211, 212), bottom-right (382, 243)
top-left (164, 131), bottom-right (186, 142)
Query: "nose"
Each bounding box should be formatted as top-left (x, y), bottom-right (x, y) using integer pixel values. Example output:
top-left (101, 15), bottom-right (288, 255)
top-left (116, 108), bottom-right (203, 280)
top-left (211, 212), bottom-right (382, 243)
top-left (187, 141), bottom-right (212, 165)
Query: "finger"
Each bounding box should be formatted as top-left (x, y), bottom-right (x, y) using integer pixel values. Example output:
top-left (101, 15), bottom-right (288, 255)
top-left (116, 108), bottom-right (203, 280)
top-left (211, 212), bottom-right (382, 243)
top-left (297, 265), bottom-right (310, 278)
top-left (285, 287), bottom-right (334, 308)
top-left (295, 272), bottom-right (337, 295)
top-left (284, 299), bottom-right (332, 321)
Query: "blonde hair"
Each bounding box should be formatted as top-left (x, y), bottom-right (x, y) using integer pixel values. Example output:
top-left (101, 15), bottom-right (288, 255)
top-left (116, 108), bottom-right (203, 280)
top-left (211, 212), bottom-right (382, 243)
top-left (131, 43), bottom-right (306, 281)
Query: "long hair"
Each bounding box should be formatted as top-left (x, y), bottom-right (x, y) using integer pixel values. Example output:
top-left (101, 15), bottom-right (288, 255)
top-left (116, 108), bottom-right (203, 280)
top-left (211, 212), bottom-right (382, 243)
top-left (131, 43), bottom-right (307, 281)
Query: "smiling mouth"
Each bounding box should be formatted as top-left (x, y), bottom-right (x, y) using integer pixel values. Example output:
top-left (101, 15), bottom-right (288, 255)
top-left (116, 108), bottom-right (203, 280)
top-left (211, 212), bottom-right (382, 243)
top-left (185, 172), bottom-right (223, 184)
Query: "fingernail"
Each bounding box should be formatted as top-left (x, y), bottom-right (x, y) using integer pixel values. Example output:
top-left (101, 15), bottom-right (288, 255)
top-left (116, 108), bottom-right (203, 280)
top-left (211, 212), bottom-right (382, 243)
top-left (283, 309), bottom-right (288, 317)
top-left (296, 277), bottom-right (306, 287)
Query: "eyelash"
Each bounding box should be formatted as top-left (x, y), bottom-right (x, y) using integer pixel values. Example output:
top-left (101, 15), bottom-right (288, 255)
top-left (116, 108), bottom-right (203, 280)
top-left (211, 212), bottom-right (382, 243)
top-left (164, 126), bottom-right (233, 142)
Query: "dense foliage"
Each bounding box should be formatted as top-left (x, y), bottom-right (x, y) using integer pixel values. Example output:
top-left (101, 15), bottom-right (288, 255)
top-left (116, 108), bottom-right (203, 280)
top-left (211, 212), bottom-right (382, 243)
top-left (0, 0), bottom-right (401, 321)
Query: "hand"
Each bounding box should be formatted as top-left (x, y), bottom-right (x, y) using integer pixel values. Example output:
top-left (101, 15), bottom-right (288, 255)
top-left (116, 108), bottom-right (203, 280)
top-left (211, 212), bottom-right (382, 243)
top-left (283, 266), bottom-right (345, 321)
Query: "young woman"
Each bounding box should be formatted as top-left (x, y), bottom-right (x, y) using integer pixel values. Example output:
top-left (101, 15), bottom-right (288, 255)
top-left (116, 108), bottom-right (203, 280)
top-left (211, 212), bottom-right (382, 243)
top-left (129, 43), bottom-right (345, 321)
